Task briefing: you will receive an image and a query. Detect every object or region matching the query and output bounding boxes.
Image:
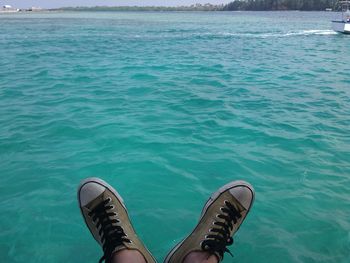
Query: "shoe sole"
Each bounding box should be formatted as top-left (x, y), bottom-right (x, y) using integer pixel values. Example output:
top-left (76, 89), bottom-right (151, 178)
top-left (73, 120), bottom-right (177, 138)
top-left (164, 180), bottom-right (255, 263)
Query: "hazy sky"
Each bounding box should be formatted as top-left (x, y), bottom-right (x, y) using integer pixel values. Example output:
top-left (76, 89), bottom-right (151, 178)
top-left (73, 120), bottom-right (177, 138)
top-left (4, 1), bottom-right (232, 9)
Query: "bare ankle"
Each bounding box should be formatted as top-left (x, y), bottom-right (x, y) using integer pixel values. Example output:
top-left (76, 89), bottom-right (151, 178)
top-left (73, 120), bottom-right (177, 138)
top-left (183, 251), bottom-right (218, 263)
top-left (112, 249), bottom-right (147, 263)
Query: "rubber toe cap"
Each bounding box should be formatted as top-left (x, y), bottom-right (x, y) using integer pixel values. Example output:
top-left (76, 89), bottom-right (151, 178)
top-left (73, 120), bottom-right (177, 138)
top-left (79, 181), bottom-right (106, 207)
top-left (229, 185), bottom-right (254, 210)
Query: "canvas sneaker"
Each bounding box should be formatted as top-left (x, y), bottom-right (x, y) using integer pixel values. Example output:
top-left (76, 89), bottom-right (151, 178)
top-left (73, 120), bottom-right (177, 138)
top-left (164, 181), bottom-right (255, 263)
top-left (78, 177), bottom-right (157, 263)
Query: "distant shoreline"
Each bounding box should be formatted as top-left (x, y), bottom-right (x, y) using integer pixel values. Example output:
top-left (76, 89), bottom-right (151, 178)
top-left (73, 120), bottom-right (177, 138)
top-left (50, 9), bottom-right (337, 13)
top-left (51, 9), bottom-right (336, 12)
top-left (1, 0), bottom-right (339, 13)
top-left (50, 6), bottom-right (223, 12)
top-left (50, 4), bottom-right (337, 12)
top-left (0, 6), bottom-right (339, 14)
top-left (0, 10), bottom-right (338, 14)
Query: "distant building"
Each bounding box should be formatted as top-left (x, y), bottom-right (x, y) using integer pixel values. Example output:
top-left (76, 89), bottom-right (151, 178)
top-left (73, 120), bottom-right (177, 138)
top-left (28, 7), bottom-right (43, 11)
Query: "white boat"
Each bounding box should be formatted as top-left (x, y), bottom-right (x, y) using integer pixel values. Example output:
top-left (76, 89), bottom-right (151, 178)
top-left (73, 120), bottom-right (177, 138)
top-left (332, 1), bottom-right (350, 34)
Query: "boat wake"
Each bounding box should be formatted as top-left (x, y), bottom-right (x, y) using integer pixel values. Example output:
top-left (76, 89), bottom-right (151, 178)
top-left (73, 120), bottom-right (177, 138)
top-left (216, 30), bottom-right (337, 38)
top-left (133, 29), bottom-right (337, 40)
top-left (282, 30), bottom-right (337, 36)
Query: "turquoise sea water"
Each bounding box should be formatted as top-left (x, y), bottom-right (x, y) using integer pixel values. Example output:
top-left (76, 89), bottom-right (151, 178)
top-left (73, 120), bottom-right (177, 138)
top-left (0, 11), bottom-right (350, 263)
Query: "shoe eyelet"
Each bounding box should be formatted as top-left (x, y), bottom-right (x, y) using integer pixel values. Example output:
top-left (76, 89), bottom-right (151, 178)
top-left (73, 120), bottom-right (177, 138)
top-left (107, 197), bottom-right (112, 202)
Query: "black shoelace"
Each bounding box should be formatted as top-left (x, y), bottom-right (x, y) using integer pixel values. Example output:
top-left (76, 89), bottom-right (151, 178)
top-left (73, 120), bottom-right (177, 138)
top-left (201, 200), bottom-right (242, 259)
top-left (88, 198), bottom-right (131, 263)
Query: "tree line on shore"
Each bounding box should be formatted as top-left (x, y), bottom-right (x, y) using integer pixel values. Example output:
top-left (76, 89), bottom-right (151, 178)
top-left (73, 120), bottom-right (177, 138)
top-left (56, 0), bottom-right (341, 12)
top-left (223, 0), bottom-right (338, 11)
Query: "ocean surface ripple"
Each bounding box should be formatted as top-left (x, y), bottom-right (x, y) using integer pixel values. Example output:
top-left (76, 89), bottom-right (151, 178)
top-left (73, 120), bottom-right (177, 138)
top-left (0, 11), bottom-right (349, 263)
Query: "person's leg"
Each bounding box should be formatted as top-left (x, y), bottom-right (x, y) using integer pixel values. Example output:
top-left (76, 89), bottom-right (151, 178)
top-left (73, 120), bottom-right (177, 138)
top-left (183, 251), bottom-right (218, 263)
top-left (111, 249), bottom-right (146, 263)
top-left (77, 177), bottom-right (156, 263)
top-left (164, 180), bottom-right (255, 263)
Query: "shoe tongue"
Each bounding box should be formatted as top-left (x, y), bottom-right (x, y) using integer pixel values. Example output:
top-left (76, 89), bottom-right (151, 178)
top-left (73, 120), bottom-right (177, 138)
top-left (224, 195), bottom-right (245, 213)
top-left (86, 192), bottom-right (107, 210)
top-left (111, 245), bottom-right (127, 255)
top-left (110, 246), bottom-right (141, 259)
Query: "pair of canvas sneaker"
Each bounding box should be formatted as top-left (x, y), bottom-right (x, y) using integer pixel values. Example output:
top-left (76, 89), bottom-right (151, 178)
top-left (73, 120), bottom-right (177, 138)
top-left (78, 178), bottom-right (255, 263)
